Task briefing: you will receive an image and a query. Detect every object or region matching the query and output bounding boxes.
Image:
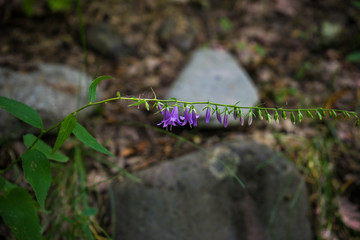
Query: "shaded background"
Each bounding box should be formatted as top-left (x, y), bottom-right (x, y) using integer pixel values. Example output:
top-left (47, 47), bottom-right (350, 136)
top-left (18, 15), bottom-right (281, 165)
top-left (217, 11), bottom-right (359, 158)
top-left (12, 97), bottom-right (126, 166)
top-left (0, 0), bottom-right (360, 239)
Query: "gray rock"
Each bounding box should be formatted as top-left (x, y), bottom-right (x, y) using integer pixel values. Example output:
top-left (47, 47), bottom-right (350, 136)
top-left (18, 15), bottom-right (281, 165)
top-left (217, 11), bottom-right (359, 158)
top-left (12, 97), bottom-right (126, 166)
top-left (0, 63), bottom-right (97, 139)
top-left (111, 141), bottom-right (312, 240)
top-left (86, 23), bottom-right (133, 60)
top-left (166, 49), bottom-right (259, 127)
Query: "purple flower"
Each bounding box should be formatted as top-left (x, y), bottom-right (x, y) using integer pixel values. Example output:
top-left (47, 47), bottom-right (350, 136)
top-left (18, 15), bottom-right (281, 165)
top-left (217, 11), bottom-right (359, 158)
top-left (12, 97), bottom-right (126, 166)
top-left (216, 110), bottom-right (222, 124)
top-left (157, 106), bottom-right (182, 130)
top-left (233, 110), bottom-right (238, 120)
top-left (158, 104), bottom-right (164, 115)
top-left (181, 108), bottom-right (200, 127)
top-left (205, 108), bottom-right (211, 123)
top-left (180, 107), bottom-right (193, 126)
top-left (223, 113), bottom-right (229, 128)
top-left (191, 110), bottom-right (200, 127)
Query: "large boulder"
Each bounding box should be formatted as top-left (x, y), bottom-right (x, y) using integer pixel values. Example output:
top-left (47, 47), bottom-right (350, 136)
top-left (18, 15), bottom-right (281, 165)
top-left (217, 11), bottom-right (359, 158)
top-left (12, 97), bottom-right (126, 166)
top-left (166, 49), bottom-right (259, 128)
top-left (0, 63), bottom-right (98, 139)
top-left (111, 141), bottom-right (312, 240)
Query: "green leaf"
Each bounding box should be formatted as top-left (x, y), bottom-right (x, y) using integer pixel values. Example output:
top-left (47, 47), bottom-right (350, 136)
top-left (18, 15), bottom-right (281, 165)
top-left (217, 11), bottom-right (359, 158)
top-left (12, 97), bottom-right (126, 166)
top-left (346, 51), bottom-right (360, 62)
top-left (0, 96), bottom-right (43, 129)
top-left (281, 110), bottom-right (287, 120)
top-left (23, 134), bottom-right (68, 162)
top-left (0, 187), bottom-right (42, 240)
top-left (83, 207), bottom-right (98, 217)
top-left (47, 0), bottom-right (72, 11)
top-left (291, 112), bottom-right (296, 125)
top-left (22, 149), bottom-right (51, 209)
top-left (128, 101), bottom-right (145, 107)
top-left (52, 114), bottom-right (77, 154)
top-left (88, 76), bottom-right (113, 103)
top-left (116, 91), bottom-right (121, 98)
top-left (72, 123), bottom-right (115, 157)
top-left (22, 0), bottom-right (37, 16)
top-left (356, 119), bottom-right (359, 127)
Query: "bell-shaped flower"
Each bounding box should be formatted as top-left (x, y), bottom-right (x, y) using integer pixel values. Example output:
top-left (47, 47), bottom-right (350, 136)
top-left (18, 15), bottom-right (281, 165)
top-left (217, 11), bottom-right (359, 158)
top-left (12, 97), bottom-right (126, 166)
top-left (216, 110), bottom-right (222, 124)
top-left (205, 108), bottom-right (211, 123)
top-left (158, 106), bottom-right (182, 130)
top-left (181, 107), bottom-right (200, 127)
top-left (191, 110), bottom-right (200, 127)
top-left (223, 113), bottom-right (229, 128)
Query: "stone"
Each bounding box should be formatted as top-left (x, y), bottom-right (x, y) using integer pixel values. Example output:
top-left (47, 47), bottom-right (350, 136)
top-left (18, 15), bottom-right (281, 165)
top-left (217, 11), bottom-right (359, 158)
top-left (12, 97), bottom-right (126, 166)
top-left (166, 49), bottom-right (259, 127)
top-left (86, 23), bottom-right (134, 60)
top-left (111, 141), bottom-right (312, 240)
top-left (0, 63), bottom-right (99, 139)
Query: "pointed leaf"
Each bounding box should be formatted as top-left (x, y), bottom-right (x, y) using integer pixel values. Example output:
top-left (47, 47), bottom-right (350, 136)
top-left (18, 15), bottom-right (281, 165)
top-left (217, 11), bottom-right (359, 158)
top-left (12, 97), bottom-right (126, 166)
top-left (0, 187), bottom-right (42, 240)
top-left (0, 96), bottom-right (43, 129)
top-left (52, 114), bottom-right (77, 154)
top-left (89, 76), bottom-right (113, 103)
top-left (281, 110), bottom-right (287, 120)
top-left (23, 134), bottom-right (68, 162)
top-left (22, 149), bottom-right (51, 209)
top-left (72, 123), bottom-right (115, 157)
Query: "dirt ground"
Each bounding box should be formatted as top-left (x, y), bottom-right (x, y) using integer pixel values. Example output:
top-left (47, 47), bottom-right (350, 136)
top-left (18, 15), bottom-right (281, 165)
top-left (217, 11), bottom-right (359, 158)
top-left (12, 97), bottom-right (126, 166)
top-left (1, 0), bottom-right (360, 239)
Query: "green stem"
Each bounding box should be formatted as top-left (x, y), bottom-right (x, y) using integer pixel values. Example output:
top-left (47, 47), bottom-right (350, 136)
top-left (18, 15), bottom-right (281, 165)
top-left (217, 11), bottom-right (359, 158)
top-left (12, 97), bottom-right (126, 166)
top-left (1, 94), bottom-right (358, 175)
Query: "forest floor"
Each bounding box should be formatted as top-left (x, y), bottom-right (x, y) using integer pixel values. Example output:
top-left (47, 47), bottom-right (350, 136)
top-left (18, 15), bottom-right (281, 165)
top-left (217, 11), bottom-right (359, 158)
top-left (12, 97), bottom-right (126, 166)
top-left (1, 0), bottom-right (360, 239)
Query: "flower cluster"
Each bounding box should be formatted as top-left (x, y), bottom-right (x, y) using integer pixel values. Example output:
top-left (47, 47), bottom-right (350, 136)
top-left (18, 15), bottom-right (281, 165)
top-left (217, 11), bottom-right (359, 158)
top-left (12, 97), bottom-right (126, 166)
top-left (158, 104), bottom-right (253, 130)
top-left (157, 105), bottom-right (200, 130)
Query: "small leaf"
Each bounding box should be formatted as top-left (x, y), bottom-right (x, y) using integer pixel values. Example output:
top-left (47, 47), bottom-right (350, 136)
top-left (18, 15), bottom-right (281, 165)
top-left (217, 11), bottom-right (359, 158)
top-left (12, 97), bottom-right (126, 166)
top-left (316, 110), bottom-right (323, 120)
top-left (258, 109), bottom-right (263, 120)
top-left (145, 101), bottom-right (150, 111)
top-left (83, 207), bottom-right (98, 217)
top-left (128, 101), bottom-right (145, 107)
top-left (298, 110), bottom-right (303, 123)
top-left (356, 119), bottom-right (359, 127)
top-left (52, 114), bottom-right (77, 154)
top-left (22, 149), bottom-right (51, 209)
top-left (329, 110), bottom-right (333, 118)
top-left (281, 110), bottom-right (287, 120)
top-left (345, 112), bottom-right (351, 119)
top-left (88, 76), bottom-right (113, 103)
top-left (0, 187), bottom-right (42, 240)
top-left (0, 96), bottom-right (43, 129)
top-left (306, 110), bottom-right (314, 118)
top-left (72, 123), bottom-right (115, 157)
top-left (23, 134), bottom-right (68, 162)
top-left (291, 112), bottom-right (296, 125)
top-left (346, 51), bottom-right (360, 62)
top-left (116, 91), bottom-right (121, 98)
